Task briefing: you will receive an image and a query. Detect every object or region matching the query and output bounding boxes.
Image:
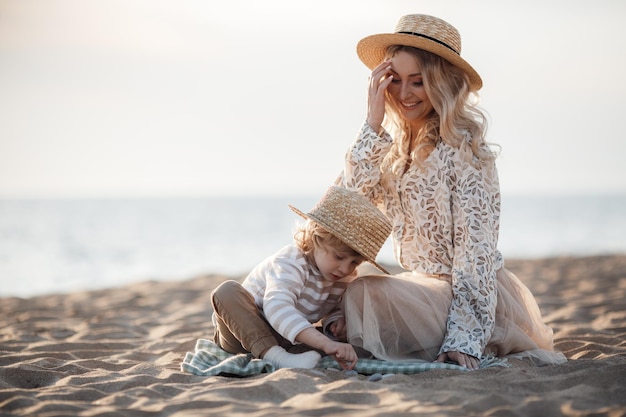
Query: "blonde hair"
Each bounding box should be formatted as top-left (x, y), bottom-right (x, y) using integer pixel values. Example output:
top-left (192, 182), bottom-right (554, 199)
top-left (294, 220), bottom-right (362, 259)
top-left (380, 46), bottom-right (497, 181)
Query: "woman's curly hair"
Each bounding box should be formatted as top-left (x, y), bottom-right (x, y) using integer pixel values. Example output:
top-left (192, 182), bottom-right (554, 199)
top-left (380, 45), bottom-right (498, 183)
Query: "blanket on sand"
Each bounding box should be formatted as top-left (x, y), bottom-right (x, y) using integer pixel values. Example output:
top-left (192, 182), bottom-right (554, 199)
top-left (181, 339), bottom-right (509, 377)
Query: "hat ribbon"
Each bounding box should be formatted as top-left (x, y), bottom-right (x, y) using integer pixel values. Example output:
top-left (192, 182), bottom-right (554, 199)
top-left (397, 31), bottom-right (459, 55)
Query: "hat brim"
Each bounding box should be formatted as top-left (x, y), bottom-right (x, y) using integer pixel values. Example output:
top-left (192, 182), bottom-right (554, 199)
top-left (357, 33), bottom-right (482, 91)
top-left (289, 204), bottom-right (390, 275)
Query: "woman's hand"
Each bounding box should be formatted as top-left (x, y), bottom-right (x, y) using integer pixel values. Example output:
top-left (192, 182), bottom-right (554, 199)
top-left (366, 60), bottom-right (393, 133)
top-left (436, 351), bottom-right (480, 370)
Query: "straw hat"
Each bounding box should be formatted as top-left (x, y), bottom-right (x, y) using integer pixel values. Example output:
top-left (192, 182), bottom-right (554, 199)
top-left (357, 14), bottom-right (482, 90)
top-left (289, 186), bottom-right (392, 274)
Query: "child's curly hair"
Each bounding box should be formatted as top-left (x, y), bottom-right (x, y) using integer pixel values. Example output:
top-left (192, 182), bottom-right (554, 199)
top-left (293, 220), bottom-right (362, 260)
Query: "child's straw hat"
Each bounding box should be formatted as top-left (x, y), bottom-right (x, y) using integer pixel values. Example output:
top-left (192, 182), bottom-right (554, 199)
top-left (289, 186), bottom-right (392, 274)
top-left (356, 14), bottom-right (482, 90)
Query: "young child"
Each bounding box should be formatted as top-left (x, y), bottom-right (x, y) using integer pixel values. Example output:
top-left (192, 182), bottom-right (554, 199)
top-left (210, 186), bottom-right (392, 370)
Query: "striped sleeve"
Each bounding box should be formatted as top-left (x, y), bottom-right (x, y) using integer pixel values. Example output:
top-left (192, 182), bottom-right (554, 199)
top-left (243, 246), bottom-right (348, 344)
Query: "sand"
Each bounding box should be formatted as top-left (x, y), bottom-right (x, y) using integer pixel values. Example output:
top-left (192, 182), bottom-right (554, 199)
top-left (1, 255), bottom-right (625, 416)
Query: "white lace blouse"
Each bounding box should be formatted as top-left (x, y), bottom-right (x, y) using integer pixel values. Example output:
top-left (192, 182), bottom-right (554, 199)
top-left (338, 122), bottom-right (505, 358)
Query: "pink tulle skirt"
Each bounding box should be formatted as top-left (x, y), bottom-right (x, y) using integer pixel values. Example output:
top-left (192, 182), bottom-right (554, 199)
top-left (343, 268), bottom-right (567, 365)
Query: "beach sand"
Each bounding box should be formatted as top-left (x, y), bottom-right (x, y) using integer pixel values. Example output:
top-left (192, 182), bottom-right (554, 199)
top-left (1, 255), bottom-right (625, 416)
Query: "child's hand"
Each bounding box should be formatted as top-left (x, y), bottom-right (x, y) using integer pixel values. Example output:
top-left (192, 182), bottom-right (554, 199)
top-left (294, 327), bottom-right (357, 370)
top-left (328, 318), bottom-right (347, 340)
top-left (324, 341), bottom-right (358, 370)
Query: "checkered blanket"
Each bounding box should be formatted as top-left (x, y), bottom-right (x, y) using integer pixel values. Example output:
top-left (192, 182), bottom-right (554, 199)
top-left (181, 339), bottom-right (509, 377)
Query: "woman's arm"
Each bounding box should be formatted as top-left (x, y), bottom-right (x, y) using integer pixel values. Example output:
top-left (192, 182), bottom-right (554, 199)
top-left (336, 122), bottom-right (393, 203)
top-left (337, 61), bottom-right (394, 201)
top-left (438, 145), bottom-right (500, 360)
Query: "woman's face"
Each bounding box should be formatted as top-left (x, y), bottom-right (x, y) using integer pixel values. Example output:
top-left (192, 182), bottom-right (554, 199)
top-left (387, 50), bottom-right (433, 128)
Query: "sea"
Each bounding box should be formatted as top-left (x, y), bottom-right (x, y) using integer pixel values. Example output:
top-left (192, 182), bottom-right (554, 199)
top-left (1, 193), bottom-right (625, 298)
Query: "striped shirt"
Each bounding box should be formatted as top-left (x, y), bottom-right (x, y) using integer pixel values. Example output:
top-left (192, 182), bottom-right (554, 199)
top-left (243, 245), bottom-right (356, 343)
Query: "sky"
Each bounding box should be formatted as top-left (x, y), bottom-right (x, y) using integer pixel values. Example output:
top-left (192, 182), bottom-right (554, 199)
top-left (1, 0), bottom-right (625, 198)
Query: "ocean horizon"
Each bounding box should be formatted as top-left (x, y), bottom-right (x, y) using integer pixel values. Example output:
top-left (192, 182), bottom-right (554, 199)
top-left (1, 192), bottom-right (625, 298)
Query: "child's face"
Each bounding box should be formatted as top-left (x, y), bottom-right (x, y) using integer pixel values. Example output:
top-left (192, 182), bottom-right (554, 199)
top-left (313, 242), bottom-right (363, 282)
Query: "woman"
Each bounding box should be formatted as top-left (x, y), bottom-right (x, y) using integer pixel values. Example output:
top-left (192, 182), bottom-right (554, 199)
top-left (337, 14), bottom-right (566, 369)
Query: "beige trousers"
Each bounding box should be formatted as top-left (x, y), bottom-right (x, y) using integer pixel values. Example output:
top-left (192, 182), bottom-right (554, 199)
top-left (211, 280), bottom-right (294, 358)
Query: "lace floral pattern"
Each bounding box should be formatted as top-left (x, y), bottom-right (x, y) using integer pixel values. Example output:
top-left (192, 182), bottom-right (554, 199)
top-left (338, 122), bottom-right (504, 358)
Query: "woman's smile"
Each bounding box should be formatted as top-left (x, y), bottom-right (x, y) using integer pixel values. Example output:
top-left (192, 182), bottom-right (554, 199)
top-left (400, 101), bottom-right (420, 110)
top-left (387, 50), bottom-right (433, 127)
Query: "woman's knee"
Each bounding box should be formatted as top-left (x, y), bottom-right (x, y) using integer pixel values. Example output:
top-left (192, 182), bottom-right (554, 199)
top-left (345, 275), bottom-right (383, 297)
top-left (345, 277), bottom-right (365, 299)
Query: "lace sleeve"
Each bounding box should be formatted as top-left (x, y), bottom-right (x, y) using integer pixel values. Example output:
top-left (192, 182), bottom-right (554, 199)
top-left (438, 145), bottom-right (499, 358)
top-left (336, 122), bottom-right (393, 204)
